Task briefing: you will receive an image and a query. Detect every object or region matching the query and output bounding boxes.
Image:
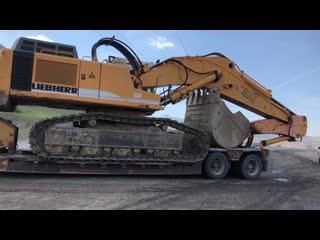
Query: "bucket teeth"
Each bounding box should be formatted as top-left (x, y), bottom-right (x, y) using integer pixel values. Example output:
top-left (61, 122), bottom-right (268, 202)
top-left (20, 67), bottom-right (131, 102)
top-left (186, 88), bottom-right (220, 106)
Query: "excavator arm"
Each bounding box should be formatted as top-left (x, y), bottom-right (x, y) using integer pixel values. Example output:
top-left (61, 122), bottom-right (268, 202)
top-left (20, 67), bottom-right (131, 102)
top-left (139, 55), bottom-right (307, 145)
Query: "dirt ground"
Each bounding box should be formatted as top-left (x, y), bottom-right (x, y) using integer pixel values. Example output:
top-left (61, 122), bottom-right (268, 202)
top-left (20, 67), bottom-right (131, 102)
top-left (0, 147), bottom-right (319, 210)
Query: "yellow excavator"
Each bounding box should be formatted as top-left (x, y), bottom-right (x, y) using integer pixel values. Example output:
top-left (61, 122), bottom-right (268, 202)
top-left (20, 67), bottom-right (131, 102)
top-left (0, 36), bottom-right (307, 179)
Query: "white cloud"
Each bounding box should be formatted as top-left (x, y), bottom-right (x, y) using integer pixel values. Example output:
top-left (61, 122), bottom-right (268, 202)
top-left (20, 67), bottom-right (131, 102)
top-left (26, 34), bottom-right (54, 42)
top-left (150, 36), bottom-right (174, 49)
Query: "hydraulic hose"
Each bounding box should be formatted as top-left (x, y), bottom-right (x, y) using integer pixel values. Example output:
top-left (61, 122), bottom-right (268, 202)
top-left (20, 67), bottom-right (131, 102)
top-left (91, 37), bottom-right (143, 74)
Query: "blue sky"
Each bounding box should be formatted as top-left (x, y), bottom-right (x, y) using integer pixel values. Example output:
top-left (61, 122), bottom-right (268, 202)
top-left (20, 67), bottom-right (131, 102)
top-left (0, 30), bottom-right (319, 136)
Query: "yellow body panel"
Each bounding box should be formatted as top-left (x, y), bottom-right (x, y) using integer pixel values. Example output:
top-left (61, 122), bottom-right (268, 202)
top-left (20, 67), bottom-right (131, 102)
top-left (79, 60), bottom-right (101, 98)
top-left (100, 64), bottom-right (160, 107)
top-left (21, 52), bottom-right (161, 111)
top-left (261, 136), bottom-right (291, 146)
top-left (10, 89), bottom-right (162, 111)
top-left (0, 118), bottom-right (17, 152)
top-left (0, 159), bottom-right (8, 171)
top-left (33, 54), bottom-right (80, 86)
top-left (0, 49), bottom-right (13, 110)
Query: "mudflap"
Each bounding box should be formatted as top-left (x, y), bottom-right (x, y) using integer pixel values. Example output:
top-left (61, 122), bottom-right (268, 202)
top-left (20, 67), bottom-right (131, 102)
top-left (184, 89), bottom-right (251, 148)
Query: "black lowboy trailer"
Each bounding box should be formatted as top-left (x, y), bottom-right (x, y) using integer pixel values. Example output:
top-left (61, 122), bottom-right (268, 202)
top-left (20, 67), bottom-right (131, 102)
top-left (0, 147), bottom-right (269, 179)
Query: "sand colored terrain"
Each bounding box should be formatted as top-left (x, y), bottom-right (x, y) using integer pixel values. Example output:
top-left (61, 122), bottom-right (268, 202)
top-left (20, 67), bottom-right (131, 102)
top-left (266, 136), bottom-right (320, 151)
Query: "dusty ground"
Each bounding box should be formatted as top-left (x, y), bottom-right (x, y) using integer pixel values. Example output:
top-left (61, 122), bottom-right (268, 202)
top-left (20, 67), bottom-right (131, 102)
top-left (0, 145), bottom-right (319, 209)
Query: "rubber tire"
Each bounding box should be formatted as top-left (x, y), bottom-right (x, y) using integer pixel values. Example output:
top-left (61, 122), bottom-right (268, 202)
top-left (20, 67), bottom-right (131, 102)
top-left (203, 152), bottom-right (230, 179)
top-left (239, 154), bottom-right (262, 180)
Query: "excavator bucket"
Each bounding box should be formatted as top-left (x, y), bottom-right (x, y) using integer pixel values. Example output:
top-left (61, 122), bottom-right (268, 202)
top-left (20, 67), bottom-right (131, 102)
top-left (184, 89), bottom-right (251, 149)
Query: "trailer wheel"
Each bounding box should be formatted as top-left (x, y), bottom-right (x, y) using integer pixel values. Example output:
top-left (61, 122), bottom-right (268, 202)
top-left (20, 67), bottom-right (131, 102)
top-left (203, 152), bottom-right (230, 179)
top-left (239, 154), bottom-right (262, 180)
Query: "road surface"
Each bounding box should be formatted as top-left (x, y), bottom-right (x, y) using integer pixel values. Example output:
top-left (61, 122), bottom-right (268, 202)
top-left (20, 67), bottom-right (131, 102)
top-left (0, 149), bottom-right (319, 209)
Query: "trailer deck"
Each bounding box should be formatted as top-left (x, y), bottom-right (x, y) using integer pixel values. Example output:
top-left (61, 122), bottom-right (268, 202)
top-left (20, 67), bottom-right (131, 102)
top-left (0, 147), bottom-right (268, 176)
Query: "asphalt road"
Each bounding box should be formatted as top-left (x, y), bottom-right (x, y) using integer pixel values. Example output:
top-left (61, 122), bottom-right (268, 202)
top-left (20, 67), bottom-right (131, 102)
top-left (0, 149), bottom-right (319, 210)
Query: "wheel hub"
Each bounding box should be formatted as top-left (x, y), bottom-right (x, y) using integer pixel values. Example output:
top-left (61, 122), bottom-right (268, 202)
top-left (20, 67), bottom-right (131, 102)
top-left (246, 160), bottom-right (258, 175)
top-left (211, 158), bottom-right (224, 173)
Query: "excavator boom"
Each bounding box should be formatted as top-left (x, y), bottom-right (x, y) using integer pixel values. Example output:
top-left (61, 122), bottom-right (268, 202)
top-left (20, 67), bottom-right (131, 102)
top-left (139, 55), bottom-right (307, 145)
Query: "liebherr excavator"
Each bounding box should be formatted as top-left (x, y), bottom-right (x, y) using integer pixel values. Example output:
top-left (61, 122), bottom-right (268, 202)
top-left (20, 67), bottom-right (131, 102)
top-left (0, 36), bottom-right (307, 179)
